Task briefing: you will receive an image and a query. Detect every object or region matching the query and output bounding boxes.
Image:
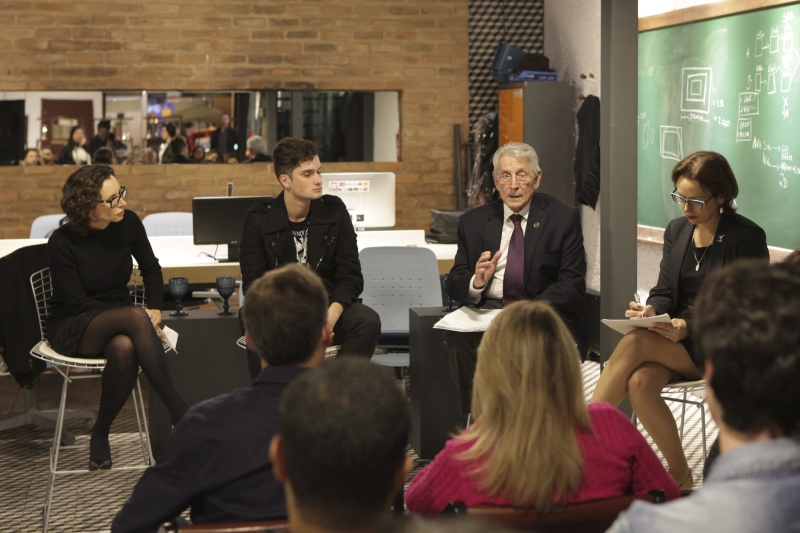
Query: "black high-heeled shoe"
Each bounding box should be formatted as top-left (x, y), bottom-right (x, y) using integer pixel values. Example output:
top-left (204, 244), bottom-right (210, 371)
top-left (88, 458), bottom-right (112, 471)
top-left (89, 435), bottom-right (112, 471)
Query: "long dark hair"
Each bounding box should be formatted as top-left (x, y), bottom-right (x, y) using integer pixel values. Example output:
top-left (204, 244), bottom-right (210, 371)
top-left (60, 164), bottom-right (115, 235)
top-left (65, 125), bottom-right (86, 151)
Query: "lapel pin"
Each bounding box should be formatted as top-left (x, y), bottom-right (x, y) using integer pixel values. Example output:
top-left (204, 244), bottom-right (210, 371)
top-left (717, 235), bottom-right (724, 243)
top-left (533, 222), bottom-right (540, 228)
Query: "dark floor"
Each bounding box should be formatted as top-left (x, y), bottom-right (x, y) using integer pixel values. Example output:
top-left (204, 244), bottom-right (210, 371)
top-left (0, 361), bottom-right (713, 533)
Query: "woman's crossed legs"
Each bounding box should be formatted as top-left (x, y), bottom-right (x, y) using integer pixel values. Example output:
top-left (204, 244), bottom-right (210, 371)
top-left (77, 306), bottom-right (188, 466)
top-left (589, 328), bottom-right (701, 484)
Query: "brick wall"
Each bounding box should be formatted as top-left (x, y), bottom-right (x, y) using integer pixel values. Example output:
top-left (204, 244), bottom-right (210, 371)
top-left (0, 0), bottom-right (469, 238)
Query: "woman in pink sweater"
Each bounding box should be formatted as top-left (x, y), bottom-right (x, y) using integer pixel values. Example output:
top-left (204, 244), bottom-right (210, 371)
top-left (406, 301), bottom-right (680, 516)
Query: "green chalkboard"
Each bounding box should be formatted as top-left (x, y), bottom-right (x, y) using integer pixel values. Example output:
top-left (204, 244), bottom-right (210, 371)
top-left (638, 4), bottom-right (800, 250)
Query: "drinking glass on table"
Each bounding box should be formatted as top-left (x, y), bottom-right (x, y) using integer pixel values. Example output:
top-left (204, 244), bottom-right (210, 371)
top-left (169, 277), bottom-right (189, 316)
top-left (216, 276), bottom-right (236, 316)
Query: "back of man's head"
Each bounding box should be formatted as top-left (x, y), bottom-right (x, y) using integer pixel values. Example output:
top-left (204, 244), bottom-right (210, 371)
top-left (696, 261), bottom-right (800, 437)
top-left (242, 264), bottom-right (328, 366)
top-left (277, 358), bottom-right (410, 530)
top-left (164, 122), bottom-right (176, 139)
top-left (272, 137), bottom-right (318, 180)
top-left (169, 136), bottom-right (187, 156)
top-left (93, 147), bottom-right (114, 164)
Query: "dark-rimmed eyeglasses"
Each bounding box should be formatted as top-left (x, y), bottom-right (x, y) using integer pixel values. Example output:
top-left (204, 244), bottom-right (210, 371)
top-left (497, 171), bottom-right (536, 184)
top-left (670, 191), bottom-right (714, 210)
top-left (99, 186), bottom-right (127, 208)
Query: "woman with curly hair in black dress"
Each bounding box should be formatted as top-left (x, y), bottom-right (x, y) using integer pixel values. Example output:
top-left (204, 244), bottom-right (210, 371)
top-left (47, 164), bottom-right (188, 470)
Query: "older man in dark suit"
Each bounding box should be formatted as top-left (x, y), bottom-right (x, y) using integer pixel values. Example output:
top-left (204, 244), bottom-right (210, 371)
top-left (446, 142), bottom-right (588, 415)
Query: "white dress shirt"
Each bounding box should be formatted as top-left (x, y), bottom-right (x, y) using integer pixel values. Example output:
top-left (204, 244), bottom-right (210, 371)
top-left (468, 201), bottom-right (530, 303)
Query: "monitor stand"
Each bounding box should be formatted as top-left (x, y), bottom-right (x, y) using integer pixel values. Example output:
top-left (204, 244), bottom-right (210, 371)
top-left (217, 241), bottom-right (239, 263)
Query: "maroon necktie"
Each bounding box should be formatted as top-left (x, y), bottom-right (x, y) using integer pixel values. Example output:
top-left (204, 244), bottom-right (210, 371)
top-left (503, 214), bottom-right (525, 307)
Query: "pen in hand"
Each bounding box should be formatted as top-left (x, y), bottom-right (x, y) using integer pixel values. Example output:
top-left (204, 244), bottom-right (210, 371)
top-left (633, 292), bottom-right (644, 318)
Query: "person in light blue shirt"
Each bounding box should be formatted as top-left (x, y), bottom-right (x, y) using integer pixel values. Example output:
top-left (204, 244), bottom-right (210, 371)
top-left (608, 260), bottom-right (800, 533)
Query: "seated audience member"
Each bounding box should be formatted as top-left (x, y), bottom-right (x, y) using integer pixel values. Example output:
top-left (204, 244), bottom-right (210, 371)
top-left (41, 147), bottom-right (56, 165)
top-left (239, 137), bottom-right (381, 378)
top-left (22, 148), bottom-right (40, 166)
top-left (142, 148), bottom-right (159, 165)
top-left (703, 244), bottom-right (800, 478)
top-left (245, 135), bottom-right (273, 163)
top-left (112, 265), bottom-right (332, 533)
top-left (93, 147), bottom-right (115, 165)
top-left (56, 125), bottom-right (91, 165)
top-left (225, 153), bottom-right (239, 164)
top-left (406, 300), bottom-right (679, 516)
top-left (608, 261), bottom-right (800, 533)
top-left (203, 149), bottom-right (222, 163)
top-left (168, 137), bottom-right (196, 164)
top-left (87, 119), bottom-right (111, 156)
top-left (191, 144), bottom-right (206, 162)
top-left (270, 358), bottom-right (411, 533)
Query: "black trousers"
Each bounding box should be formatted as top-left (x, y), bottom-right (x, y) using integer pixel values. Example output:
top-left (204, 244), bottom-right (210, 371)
top-left (246, 302), bottom-right (381, 381)
top-left (444, 330), bottom-right (483, 417)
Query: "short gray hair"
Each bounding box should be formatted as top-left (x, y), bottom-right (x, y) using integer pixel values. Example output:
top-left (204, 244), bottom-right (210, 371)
top-left (246, 135), bottom-right (268, 155)
top-left (492, 142), bottom-right (540, 175)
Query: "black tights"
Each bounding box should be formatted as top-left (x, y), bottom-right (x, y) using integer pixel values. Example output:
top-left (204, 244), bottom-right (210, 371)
top-left (78, 306), bottom-right (188, 457)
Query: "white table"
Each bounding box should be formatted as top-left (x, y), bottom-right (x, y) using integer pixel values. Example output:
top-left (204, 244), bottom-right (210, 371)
top-left (1, 232), bottom-right (459, 283)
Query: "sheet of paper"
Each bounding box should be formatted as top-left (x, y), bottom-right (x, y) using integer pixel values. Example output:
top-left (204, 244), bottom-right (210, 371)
top-left (601, 314), bottom-right (672, 336)
top-left (433, 307), bottom-right (503, 333)
top-left (161, 325), bottom-right (179, 353)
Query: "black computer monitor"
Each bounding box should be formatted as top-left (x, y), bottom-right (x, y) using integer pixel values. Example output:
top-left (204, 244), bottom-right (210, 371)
top-left (192, 196), bottom-right (271, 262)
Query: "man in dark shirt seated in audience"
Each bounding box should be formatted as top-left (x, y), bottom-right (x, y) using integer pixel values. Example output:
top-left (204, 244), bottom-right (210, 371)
top-left (608, 260), bottom-right (800, 533)
top-left (111, 265), bottom-right (332, 533)
top-left (270, 358), bottom-right (411, 533)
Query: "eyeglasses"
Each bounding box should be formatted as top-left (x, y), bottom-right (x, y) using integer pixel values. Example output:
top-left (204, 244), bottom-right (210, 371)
top-left (497, 171), bottom-right (536, 183)
top-left (99, 186), bottom-right (127, 208)
top-left (670, 191), bottom-right (714, 210)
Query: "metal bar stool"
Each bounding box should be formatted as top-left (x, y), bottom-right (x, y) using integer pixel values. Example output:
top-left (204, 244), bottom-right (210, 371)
top-left (29, 267), bottom-right (165, 531)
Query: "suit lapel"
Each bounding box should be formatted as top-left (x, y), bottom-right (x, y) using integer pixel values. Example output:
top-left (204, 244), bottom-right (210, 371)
top-left (483, 201), bottom-right (504, 254)
top-left (669, 219), bottom-right (694, 292)
top-left (706, 215), bottom-right (731, 272)
top-left (479, 201), bottom-right (504, 299)
top-left (524, 194), bottom-right (549, 283)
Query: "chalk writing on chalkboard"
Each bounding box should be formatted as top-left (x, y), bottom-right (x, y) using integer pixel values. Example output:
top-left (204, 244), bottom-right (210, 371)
top-left (638, 4), bottom-right (800, 249)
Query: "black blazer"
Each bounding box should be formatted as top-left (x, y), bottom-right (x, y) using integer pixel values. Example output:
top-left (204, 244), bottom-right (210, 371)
top-left (0, 244), bottom-right (48, 387)
top-left (647, 213), bottom-right (770, 333)
top-left (447, 193), bottom-right (589, 357)
top-left (239, 192), bottom-right (363, 306)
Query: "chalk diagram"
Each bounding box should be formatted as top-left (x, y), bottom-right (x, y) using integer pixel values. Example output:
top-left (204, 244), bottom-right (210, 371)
top-left (660, 126), bottom-right (684, 161)
top-left (751, 23), bottom-right (799, 97)
top-left (681, 67), bottom-right (713, 115)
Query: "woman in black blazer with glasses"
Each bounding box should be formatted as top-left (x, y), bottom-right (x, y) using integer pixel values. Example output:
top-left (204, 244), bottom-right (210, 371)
top-left (589, 151), bottom-right (769, 490)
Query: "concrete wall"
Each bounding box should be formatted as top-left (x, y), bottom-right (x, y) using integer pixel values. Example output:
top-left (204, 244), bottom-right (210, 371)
top-left (0, 0), bottom-right (469, 236)
top-left (544, 0), bottom-right (602, 291)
